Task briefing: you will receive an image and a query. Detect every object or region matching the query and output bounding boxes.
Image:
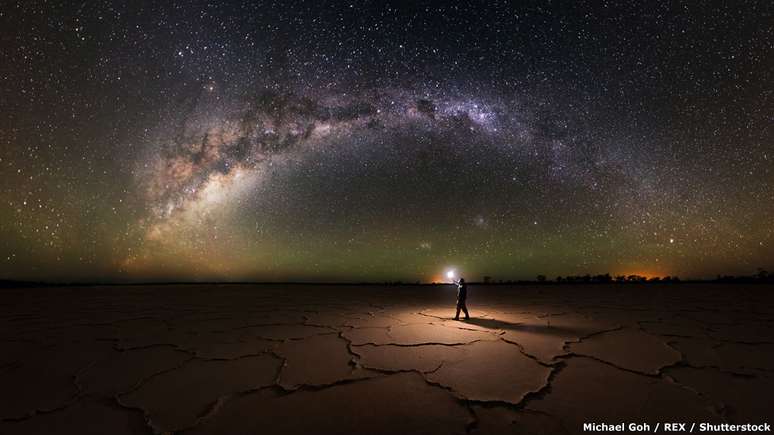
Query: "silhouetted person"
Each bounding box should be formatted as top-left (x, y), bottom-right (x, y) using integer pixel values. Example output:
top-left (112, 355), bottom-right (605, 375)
top-left (453, 278), bottom-right (470, 320)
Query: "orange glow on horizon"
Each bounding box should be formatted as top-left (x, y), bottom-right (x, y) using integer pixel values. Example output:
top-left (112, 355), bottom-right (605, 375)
top-left (428, 273), bottom-right (456, 284)
top-left (614, 269), bottom-right (672, 279)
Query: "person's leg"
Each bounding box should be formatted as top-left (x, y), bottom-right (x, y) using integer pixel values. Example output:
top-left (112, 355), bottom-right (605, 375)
top-left (454, 305), bottom-right (461, 320)
top-left (462, 304), bottom-right (470, 319)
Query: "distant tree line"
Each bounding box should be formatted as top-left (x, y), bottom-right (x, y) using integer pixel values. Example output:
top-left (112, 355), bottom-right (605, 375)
top-left (476, 273), bottom-right (681, 284)
top-left (471, 268), bottom-right (774, 285)
top-left (553, 273), bottom-right (680, 283)
top-left (714, 268), bottom-right (774, 283)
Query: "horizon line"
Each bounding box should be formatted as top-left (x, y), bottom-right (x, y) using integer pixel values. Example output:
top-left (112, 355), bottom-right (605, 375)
top-left (2, 277), bottom-right (772, 288)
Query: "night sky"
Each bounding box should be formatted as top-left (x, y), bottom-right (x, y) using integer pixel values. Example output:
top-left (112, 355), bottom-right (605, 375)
top-left (1, 1), bottom-right (772, 282)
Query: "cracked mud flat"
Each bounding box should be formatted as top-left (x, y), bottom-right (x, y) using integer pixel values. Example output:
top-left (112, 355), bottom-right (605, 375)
top-left (0, 284), bottom-right (772, 434)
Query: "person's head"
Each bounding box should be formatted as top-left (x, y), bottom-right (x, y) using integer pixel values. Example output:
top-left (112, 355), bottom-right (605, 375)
top-left (459, 278), bottom-right (465, 283)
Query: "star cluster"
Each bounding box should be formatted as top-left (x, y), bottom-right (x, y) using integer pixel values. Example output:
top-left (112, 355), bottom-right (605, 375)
top-left (1, 1), bottom-right (772, 282)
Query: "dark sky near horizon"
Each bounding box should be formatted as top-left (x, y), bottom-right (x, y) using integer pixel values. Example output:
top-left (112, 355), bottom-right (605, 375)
top-left (1, 0), bottom-right (772, 282)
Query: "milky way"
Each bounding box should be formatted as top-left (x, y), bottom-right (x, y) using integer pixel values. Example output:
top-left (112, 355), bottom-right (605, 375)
top-left (133, 83), bottom-right (637, 278)
top-left (1, 1), bottom-right (772, 281)
top-left (141, 89), bottom-right (574, 231)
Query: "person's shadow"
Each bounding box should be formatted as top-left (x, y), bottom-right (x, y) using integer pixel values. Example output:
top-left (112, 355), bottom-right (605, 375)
top-left (463, 317), bottom-right (586, 335)
top-left (462, 317), bottom-right (523, 330)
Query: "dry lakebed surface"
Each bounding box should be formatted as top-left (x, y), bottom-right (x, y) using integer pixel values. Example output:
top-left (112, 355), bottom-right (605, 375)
top-left (1, 284), bottom-right (772, 434)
